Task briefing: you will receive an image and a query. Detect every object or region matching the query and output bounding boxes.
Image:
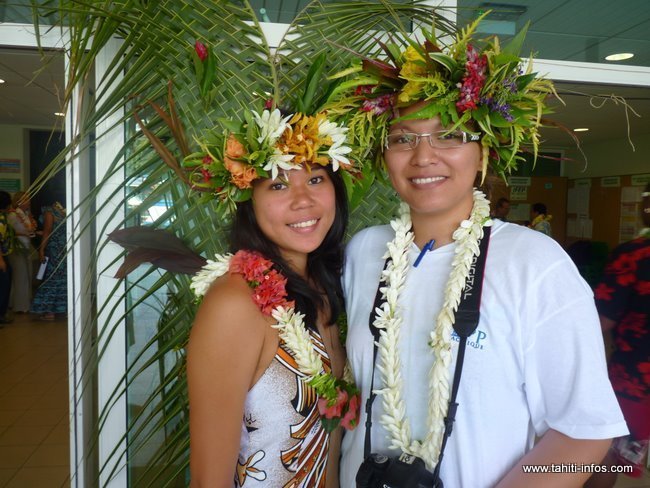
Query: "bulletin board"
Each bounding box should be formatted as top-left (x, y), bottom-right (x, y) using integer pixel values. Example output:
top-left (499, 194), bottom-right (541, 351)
top-left (566, 173), bottom-right (649, 251)
top-left (490, 176), bottom-right (568, 246)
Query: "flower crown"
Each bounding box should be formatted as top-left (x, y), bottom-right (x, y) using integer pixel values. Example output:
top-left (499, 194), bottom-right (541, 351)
top-left (183, 107), bottom-right (352, 212)
top-left (328, 13), bottom-right (557, 177)
top-left (173, 44), bottom-right (361, 214)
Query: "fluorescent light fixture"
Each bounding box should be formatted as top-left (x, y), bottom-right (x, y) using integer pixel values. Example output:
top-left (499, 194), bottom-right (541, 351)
top-left (54, 112), bottom-right (65, 117)
top-left (573, 128), bottom-right (589, 132)
top-left (605, 52), bottom-right (634, 61)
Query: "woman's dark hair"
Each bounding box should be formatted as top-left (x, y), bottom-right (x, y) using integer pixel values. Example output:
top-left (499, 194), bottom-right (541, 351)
top-left (230, 165), bottom-right (348, 329)
top-left (532, 202), bottom-right (547, 215)
top-left (0, 191), bottom-right (11, 210)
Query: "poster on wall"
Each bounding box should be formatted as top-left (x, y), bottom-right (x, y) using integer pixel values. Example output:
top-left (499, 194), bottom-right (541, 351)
top-left (619, 186), bottom-right (643, 243)
top-left (567, 186), bottom-right (590, 216)
top-left (0, 179), bottom-right (21, 192)
top-left (0, 159), bottom-right (20, 173)
top-left (510, 186), bottom-right (528, 201)
top-left (631, 174), bottom-right (650, 186)
top-left (509, 203), bottom-right (530, 223)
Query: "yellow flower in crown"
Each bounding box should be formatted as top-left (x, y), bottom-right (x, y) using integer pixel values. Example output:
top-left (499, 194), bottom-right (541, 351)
top-left (398, 46), bottom-right (429, 103)
top-left (183, 108), bottom-right (352, 214)
top-left (327, 12), bottom-right (557, 178)
top-left (403, 45), bottom-right (424, 62)
top-left (279, 113), bottom-right (330, 166)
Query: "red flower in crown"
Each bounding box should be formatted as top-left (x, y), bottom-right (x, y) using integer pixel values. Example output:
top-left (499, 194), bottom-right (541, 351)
top-left (361, 94), bottom-right (394, 115)
top-left (200, 167), bottom-right (212, 183)
top-left (194, 40), bottom-right (208, 62)
top-left (355, 84), bottom-right (375, 96)
top-left (456, 45), bottom-right (487, 114)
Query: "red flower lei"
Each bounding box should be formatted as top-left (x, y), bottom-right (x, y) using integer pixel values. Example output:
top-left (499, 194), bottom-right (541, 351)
top-left (229, 250), bottom-right (295, 315)
top-left (228, 249), bottom-right (360, 432)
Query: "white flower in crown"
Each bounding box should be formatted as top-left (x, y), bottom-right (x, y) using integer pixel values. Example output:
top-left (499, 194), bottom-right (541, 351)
top-left (327, 141), bottom-right (352, 171)
top-left (318, 118), bottom-right (347, 143)
top-left (263, 148), bottom-right (299, 180)
top-left (253, 109), bottom-right (291, 145)
top-left (319, 118), bottom-right (352, 170)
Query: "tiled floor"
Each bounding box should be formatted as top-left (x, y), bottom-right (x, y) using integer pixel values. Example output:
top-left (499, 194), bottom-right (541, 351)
top-left (0, 313), bottom-right (648, 488)
top-left (0, 313), bottom-right (69, 488)
top-left (616, 465), bottom-right (650, 488)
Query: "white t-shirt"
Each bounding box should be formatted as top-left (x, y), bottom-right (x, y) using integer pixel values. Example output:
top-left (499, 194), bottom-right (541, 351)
top-left (340, 219), bottom-right (628, 488)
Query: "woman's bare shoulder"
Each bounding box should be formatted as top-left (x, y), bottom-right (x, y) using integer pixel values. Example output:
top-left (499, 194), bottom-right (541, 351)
top-left (191, 272), bottom-right (266, 339)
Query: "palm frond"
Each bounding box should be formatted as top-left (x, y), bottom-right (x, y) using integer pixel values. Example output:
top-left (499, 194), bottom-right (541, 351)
top-left (29, 1), bottom-right (459, 486)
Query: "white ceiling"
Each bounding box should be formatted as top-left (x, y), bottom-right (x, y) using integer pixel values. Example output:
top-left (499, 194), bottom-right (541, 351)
top-left (540, 81), bottom-right (650, 149)
top-left (0, 47), bottom-right (66, 128)
top-left (0, 46), bottom-right (649, 150)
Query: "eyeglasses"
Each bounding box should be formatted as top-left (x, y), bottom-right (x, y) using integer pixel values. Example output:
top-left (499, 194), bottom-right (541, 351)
top-left (385, 131), bottom-right (480, 151)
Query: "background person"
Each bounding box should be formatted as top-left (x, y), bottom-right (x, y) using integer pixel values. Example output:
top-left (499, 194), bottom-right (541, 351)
top-left (30, 198), bottom-right (67, 321)
top-left (530, 202), bottom-right (552, 236)
top-left (585, 184), bottom-right (650, 487)
top-left (7, 191), bottom-right (37, 313)
top-left (0, 191), bottom-right (14, 325)
top-left (491, 196), bottom-right (511, 221)
top-left (333, 16), bottom-right (627, 488)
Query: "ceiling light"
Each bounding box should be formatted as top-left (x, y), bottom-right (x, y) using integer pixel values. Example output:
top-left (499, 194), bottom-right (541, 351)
top-left (573, 128), bottom-right (589, 132)
top-left (605, 53), bottom-right (634, 61)
top-left (54, 112), bottom-right (65, 117)
top-left (0, 79), bottom-right (5, 84)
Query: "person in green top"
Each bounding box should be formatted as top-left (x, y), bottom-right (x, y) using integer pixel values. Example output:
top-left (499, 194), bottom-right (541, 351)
top-left (0, 190), bottom-right (14, 325)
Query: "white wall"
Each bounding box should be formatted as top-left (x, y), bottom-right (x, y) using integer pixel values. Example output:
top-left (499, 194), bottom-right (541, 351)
top-left (0, 124), bottom-right (24, 159)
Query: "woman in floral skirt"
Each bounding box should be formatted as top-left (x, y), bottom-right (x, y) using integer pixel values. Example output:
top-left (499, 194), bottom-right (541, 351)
top-left (30, 199), bottom-right (67, 320)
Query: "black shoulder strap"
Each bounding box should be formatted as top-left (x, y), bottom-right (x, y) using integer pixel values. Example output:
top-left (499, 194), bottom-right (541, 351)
top-left (364, 226), bottom-right (492, 470)
top-left (431, 225), bottom-right (490, 483)
top-left (363, 258), bottom-right (390, 457)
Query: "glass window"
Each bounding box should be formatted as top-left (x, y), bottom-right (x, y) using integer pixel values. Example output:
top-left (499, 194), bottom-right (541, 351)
top-left (457, 0), bottom-right (650, 68)
top-left (249, 0), bottom-right (410, 24)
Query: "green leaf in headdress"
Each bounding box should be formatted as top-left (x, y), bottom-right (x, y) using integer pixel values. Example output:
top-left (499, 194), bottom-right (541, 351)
top-left (395, 101), bottom-right (445, 122)
top-left (502, 20), bottom-right (530, 57)
top-left (297, 52), bottom-right (328, 114)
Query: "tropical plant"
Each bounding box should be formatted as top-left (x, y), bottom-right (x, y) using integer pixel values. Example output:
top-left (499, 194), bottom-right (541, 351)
top-left (29, 1), bottom-right (457, 486)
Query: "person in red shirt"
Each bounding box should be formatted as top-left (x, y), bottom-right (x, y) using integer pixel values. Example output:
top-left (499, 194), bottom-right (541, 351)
top-left (587, 183), bottom-right (650, 487)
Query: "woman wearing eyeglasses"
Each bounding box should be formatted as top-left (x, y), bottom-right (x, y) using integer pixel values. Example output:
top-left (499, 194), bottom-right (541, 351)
top-left (334, 19), bottom-right (627, 488)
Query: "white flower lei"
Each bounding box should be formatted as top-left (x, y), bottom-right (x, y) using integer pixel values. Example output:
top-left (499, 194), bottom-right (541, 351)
top-left (190, 255), bottom-right (329, 382)
top-left (373, 189), bottom-right (492, 468)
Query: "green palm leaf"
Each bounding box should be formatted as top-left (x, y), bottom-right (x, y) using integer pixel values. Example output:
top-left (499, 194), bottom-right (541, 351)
top-left (29, 1), bottom-right (457, 486)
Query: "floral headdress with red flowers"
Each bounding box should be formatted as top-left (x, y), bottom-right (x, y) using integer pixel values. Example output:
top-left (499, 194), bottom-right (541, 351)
top-left (326, 12), bottom-right (557, 178)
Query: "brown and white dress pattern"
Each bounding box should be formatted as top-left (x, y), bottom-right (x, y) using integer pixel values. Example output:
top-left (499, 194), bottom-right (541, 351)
top-left (235, 330), bottom-right (331, 487)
